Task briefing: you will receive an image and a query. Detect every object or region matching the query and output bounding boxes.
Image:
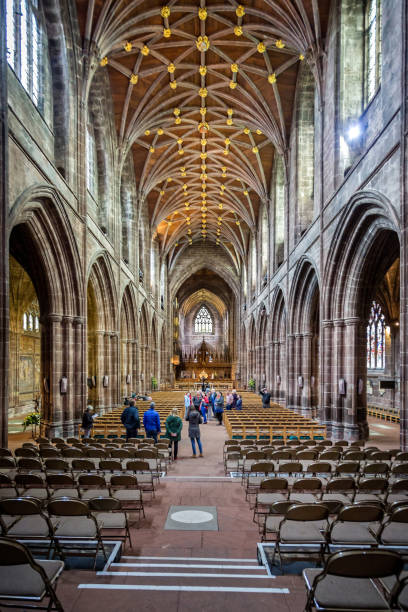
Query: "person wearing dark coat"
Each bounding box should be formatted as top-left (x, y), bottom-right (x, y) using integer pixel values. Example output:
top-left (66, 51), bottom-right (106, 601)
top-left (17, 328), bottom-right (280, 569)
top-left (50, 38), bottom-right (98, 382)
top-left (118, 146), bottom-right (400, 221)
top-left (81, 406), bottom-right (94, 438)
top-left (186, 404), bottom-right (203, 457)
top-left (236, 395), bottom-right (243, 410)
top-left (259, 387), bottom-right (272, 408)
top-left (121, 400), bottom-right (141, 441)
top-left (165, 407), bottom-right (183, 460)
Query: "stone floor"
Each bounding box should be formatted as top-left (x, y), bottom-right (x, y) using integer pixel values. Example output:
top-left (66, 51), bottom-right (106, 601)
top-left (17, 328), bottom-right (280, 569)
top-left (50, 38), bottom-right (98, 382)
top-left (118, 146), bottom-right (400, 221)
top-left (5, 409), bottom-right (402, 611)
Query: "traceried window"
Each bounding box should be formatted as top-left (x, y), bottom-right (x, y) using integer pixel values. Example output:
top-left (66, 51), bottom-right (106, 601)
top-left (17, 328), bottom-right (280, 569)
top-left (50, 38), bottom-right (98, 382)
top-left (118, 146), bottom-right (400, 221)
top-left (86, 123), bottom-right (98, 198)
top-left (367, 301), bottom-right (385, 369)
top-left (22, 302), bottom-right (40, 334)
top-left (364, 0), bottom-right (382, 105)
top-left (6, 0), bottom-right (44, 109)
top-left (194, 306), bottom-right (213, 334)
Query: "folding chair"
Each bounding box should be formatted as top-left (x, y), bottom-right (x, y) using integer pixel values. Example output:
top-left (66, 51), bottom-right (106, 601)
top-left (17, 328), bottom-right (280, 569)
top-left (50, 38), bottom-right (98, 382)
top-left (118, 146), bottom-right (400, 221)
top-left (15, 474), bottom-right (48, 501)
top-left (126, 460), bottom-right (155, 496)
top-left (47, 497), bottom-right (107, 569)
top-left (109, 475), bottom-right (145, 519)
top-left (329, 503), bottom-right (383, 548)
top-left (0, 498), bottom-right (56, 556)
top-left (289, 478), bottom-right (323, 503)
top-left (88, 496), bottom-right (132, 547)
top-left (354, 477), bottom-right (388, 503)
top-left (0, 537), bottom-right (64, 611)
top-left (321, 477), bottom-right (356, 506)
top-left (0, 473), bottom-right (17, 500)
top-left (253, 477), bottom-right (289, 523)
top-left (77, 474), bottom-right (110, 500)
top-left (272, 503), bottom-right (329, 571)
top-left (262, 500), bottom-right (302, 540)
top-left (46, 474), bottom-right (79, 499)
top-left (379, 505), bottom-right (408, 548)
top-left (303, 549), bottom-right (403, 611)
top-left (244, 461), bottom-right (274, 497)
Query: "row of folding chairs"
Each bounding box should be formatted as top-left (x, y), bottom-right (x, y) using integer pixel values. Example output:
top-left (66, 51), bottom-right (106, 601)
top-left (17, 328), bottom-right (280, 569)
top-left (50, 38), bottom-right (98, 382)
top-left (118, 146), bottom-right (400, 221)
top-left (0, 469), bottom-right (154, 502)
top-left (263, 501), bottom-right (408, 572)
top-left (234, 461), bottom-right (408, 491)
top-left (224, 438), bottom-right (364, 449)
top-left (249, 475), bottom-right (408, 521)
top-left (0, 494), bottom-right (135, 567)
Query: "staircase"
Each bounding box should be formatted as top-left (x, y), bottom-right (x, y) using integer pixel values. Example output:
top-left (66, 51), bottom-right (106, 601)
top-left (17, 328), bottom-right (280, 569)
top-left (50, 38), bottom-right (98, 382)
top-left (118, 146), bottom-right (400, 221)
top-left (77, 553), bottom-right (290, 609)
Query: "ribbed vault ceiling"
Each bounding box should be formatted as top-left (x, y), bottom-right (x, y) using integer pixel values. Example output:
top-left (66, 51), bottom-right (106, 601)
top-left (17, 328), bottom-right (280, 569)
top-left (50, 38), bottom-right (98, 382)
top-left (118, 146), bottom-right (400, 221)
top-left (79, 0), bottom-right (329, 260)
top-left (180, 288), bottom-right (226, 316)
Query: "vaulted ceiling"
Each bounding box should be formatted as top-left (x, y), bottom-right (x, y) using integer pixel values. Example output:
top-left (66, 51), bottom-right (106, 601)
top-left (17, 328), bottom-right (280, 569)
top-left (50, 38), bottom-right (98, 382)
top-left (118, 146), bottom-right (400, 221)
top-left (78, 0), bottom-right (329, 262)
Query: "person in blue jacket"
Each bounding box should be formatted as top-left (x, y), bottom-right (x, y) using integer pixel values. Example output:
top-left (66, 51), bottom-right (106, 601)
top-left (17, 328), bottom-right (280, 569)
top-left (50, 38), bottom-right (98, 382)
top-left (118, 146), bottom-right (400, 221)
top-left (143, 402), bottom-right (161, 443)
top-left (235, 395), bottom-right (243, 410)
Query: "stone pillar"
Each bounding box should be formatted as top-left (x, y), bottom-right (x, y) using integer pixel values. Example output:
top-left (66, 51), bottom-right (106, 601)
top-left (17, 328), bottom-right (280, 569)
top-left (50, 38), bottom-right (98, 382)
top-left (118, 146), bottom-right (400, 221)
top-left (95, 331), bottom-right (105, 410)
top-left (286, 333), bottom-right (296, 410)
top-left (0, 0), bottom-right (9, 447)
top-left (321, 320), bottom-right (334, 437)
top-left (110, 332), bottom-right (119, 408)
top-left (41, 314), bottom-right (63, 437)
top-left (343, 317), bottom-right (369, 441)
top-left (294, 333), bottom-right (303, 413)
top-left (332, 319), bottom-right (345, 440)
top-left (301, 332), bottom-right (313, 411)
top-left (73, 317), bottom-right (85, 432)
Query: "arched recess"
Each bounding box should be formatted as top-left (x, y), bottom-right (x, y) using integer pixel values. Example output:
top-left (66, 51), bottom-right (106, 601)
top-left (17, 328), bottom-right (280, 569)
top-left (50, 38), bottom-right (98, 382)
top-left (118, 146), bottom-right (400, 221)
top-left (139, 302), bottom-right (149, 391)
top-left (8, 186), bottom-right (84, 438)
top-left (87, 254), bottom-right (118, 410)
top-left (271, 288), bottom-right (287, 402)
top-left (289, 259), bottom-right (320, 414)
top-left (322, 191), bottom-right (400, 442)
top-left (120, 284), bottom-right (138, 399)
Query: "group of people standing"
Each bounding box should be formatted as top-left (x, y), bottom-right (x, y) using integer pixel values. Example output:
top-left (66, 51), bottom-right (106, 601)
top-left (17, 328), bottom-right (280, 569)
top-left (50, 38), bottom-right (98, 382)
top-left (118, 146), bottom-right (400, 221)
top-left (184, 389), bottom-right (226, 426)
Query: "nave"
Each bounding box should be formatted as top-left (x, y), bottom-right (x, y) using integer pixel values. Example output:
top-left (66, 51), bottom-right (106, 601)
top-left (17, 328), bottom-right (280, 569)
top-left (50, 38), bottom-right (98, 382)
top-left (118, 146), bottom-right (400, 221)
top-left (1, 391), bottom-right (406, 612)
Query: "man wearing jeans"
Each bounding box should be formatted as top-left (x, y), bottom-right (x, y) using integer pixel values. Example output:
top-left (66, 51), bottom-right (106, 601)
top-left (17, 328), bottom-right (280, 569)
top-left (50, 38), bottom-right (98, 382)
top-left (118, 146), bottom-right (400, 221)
top-left (143, 402), bottom-right (161, 443)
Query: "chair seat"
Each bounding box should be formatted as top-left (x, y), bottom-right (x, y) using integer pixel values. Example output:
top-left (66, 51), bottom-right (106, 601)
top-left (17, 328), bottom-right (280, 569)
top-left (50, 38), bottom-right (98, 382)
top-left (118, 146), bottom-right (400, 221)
top-left (303, 568), bottom-right (391, 610)
top-left (0, 487), bottom-right (17, 499)
top-left (247, 476), bottom-right (266, 486)
top-left (289, 493), bottom-right (321, 504)
top-left (6, 515), bottom-right (52, 537)
top-left (112, 489), bottom-right (141, 501)
top-left (264, 515), bottom-right (282, 533)
top-left (54, 517), bottom-right (98, 537)
top-left (48, 488), bottom-right (79, 500)
top-left (19, 488), bottom-right (48, 500)
top-left (321, 493), bottom-right (354, 504)
top-left (0, 559), bottom-right (64, 598)
top-left (387, 493), bottom-right (408, 505)
top-left (94, 512), bottom-right (126, 529)
top-left (381, 523), bottom-right (408, 545)
top-left (354, 493), bottom-right (386, 502)
top-left (280, 520), bottom-right (326, 543)
top-left (257, 492), bottom-right (287, 505)
top-left (80, 488), bottom-right (110, 500)
top-left (330, 522), bottom-right (379, 545)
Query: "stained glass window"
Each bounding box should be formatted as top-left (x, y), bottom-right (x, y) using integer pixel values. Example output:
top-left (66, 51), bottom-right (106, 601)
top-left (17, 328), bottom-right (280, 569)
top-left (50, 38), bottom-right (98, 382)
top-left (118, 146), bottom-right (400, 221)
top-left (367, 301), bottom-right (385, 369)
top-left (364, 0), bottom-right (382, 106)
top-left (194, 306), bottom-right (213, 334)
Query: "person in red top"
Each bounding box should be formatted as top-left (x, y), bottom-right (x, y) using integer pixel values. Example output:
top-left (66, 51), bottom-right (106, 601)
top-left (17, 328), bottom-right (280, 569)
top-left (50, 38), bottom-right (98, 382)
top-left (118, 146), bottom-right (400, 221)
top-left (200, 393), bottom-right (209, 424)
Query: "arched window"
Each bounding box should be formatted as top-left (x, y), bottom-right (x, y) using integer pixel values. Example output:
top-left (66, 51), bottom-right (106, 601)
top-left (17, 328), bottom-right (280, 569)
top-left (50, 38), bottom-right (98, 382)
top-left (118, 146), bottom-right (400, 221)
top-left (6, 0), bottom-right (45, 109)
top-left (261, 207), bottom-right (268, 278)
top-left (194, 306), bottom-right (213, 334)
top-left (86, 122), bottom-right (98, 198)
top-left (150, 241), bottom-right (156, 292)
top-left (274, 155), bottom-right (285, 268)
top-left (367, 301), bottom-right (385, 369)
top-left (22, 312), bottom-right (27, 330)
top-left (364, 0), bottom-right (382, 106)
top-left (251, 235), bottom-right (257, 290)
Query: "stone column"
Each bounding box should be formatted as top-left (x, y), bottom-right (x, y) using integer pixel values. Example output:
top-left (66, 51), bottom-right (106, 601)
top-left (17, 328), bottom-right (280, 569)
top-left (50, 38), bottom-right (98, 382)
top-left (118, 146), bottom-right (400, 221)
top-left (343, 317), bottom-right (369, 441)
top-left (95, 331), bottom-right (105, 410)
top-left (110, 332), bottom-right (119, 408)
top-left (321, 320), bottom-right (334, 436)
top-left (61, 316), bottom-right (73, 436)
top-left (294, 333), bottom-right (303, 413)
top-left (0, 0), bottom-right (9, 447)
top-left (332, 319), bottom-right (345, 440)
top-left (301, 332), bottom-right (313, 412)
top-left (286, 333), bottom-right (296, 410)
top-left (73, 317), bottom-right (85, 433)
top-left (42, 314), bottom-right (63, 437)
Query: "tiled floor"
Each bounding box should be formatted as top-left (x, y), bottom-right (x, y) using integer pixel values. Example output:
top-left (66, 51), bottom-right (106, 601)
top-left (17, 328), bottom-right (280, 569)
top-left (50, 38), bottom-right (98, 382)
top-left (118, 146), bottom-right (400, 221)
top-left (5, 410), bottom-right (402, 611)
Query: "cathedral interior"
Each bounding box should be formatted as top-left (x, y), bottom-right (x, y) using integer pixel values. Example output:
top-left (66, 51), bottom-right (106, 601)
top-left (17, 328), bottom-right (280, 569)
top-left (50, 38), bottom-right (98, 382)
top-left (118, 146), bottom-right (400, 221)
top-left (1, 0), bottom-right (408, 610)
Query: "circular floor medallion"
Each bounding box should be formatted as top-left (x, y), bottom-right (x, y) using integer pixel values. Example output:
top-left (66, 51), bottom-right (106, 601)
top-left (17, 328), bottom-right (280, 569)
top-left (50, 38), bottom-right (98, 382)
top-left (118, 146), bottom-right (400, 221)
top-left (170, 510), bottom-right (213, 524)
